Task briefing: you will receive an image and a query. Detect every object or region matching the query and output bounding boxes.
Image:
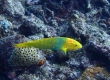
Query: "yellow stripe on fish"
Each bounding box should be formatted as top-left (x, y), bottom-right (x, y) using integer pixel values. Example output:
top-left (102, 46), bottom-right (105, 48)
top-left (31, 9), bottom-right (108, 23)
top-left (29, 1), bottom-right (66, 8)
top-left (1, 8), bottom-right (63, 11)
top-left (13, 37), bottom-right (82, 54)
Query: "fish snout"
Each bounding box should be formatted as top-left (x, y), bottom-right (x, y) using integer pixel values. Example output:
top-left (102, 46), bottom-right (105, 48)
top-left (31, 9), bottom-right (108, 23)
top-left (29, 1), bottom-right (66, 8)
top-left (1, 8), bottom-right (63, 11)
top-left (79, 44), bottom-right (82, 49)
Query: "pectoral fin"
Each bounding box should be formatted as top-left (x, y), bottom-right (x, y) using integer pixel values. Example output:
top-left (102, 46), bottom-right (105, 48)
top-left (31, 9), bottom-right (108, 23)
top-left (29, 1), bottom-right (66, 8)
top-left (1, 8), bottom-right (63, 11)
top-left (61, 48), bottom-right (67, 54)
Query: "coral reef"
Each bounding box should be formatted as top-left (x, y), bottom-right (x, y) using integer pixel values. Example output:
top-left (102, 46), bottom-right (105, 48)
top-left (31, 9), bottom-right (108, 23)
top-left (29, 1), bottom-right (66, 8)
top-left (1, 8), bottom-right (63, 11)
top-left (8, 48), bottom-right (46, 67)
top-left (0, 34), bottom-right (46, 67)
top-left (0, 0), bottom-right (110, 80)
top-left (0, 16), bottom-right (14, 38)
top-left (78, 67), bottom-right (110, 80)
top-left (13, 74), bottom-right (38, 80)
top-left (19, 14), bottom-right (47, 36)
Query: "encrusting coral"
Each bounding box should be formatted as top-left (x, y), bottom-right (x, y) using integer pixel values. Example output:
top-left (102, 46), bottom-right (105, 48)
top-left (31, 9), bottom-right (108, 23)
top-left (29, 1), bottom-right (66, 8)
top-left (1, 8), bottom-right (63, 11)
top-left (78, 67), bottom-right (110, 80)
top-left (8, 48), bottom-right (46, 67)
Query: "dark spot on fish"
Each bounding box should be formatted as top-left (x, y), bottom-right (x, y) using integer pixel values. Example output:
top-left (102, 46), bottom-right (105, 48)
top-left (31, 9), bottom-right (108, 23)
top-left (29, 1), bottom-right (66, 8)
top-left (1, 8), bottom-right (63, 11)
top-left (75, 44), bottom-right (77, 46)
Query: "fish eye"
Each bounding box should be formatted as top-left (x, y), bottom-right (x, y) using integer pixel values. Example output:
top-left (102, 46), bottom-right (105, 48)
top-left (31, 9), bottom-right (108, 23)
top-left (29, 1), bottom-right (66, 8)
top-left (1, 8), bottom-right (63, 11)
top-left (75, 44), bottom-right (78, 46)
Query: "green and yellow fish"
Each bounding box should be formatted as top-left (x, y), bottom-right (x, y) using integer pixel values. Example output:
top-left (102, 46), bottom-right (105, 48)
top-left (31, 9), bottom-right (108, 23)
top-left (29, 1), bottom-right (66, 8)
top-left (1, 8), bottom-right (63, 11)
top-left (14, 37), bottom-right (82, 54)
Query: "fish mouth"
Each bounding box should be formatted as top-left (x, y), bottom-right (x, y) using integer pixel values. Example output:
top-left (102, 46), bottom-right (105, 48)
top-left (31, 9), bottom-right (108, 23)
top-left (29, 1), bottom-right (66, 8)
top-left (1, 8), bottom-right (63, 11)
top-left (79, 44), bottom-right (82, 49)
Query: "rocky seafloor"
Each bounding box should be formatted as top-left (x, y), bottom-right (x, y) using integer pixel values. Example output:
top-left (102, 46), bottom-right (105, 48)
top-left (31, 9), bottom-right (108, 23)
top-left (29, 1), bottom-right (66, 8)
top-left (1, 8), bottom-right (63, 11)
top-left (0, 0), bottom-right (110, 80)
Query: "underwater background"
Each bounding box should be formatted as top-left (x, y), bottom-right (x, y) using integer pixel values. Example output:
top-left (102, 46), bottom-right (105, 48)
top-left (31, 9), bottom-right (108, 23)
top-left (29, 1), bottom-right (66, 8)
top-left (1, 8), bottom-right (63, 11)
top-left (0, 0), bottom-right (110, 80)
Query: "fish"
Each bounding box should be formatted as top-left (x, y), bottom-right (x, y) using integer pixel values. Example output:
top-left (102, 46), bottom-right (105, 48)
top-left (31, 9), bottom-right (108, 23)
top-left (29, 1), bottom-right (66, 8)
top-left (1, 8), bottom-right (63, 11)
top-left (13, 37), bottom-right (82, 54)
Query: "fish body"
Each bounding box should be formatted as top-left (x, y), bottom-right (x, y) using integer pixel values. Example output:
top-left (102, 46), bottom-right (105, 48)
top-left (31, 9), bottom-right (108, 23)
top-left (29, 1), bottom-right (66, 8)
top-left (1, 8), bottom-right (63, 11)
top-left (14, 37), bottom-right (82, 53)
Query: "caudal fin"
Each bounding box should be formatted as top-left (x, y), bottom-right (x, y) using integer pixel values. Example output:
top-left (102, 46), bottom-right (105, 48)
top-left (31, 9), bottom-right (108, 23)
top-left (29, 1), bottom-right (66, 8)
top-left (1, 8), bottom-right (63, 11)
top-left (13, 43), bottom-right (28, 48)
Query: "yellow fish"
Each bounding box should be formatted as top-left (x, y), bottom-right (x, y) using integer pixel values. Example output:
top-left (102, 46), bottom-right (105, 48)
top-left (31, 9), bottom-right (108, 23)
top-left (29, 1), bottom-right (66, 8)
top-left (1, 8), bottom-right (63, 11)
top-left (14, 37), bottom-right (82, 54)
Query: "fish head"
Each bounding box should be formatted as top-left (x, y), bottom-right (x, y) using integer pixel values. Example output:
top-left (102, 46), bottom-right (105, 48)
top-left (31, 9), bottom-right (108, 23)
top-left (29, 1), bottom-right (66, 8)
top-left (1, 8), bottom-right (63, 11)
top-left (66, 38), bottom-right (82, 51)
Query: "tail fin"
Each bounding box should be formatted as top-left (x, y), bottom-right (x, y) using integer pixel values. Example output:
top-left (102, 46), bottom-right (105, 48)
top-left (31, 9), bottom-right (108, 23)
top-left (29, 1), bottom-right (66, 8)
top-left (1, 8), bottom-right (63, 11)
top-left (13, 43), bottom-right (28, 48)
